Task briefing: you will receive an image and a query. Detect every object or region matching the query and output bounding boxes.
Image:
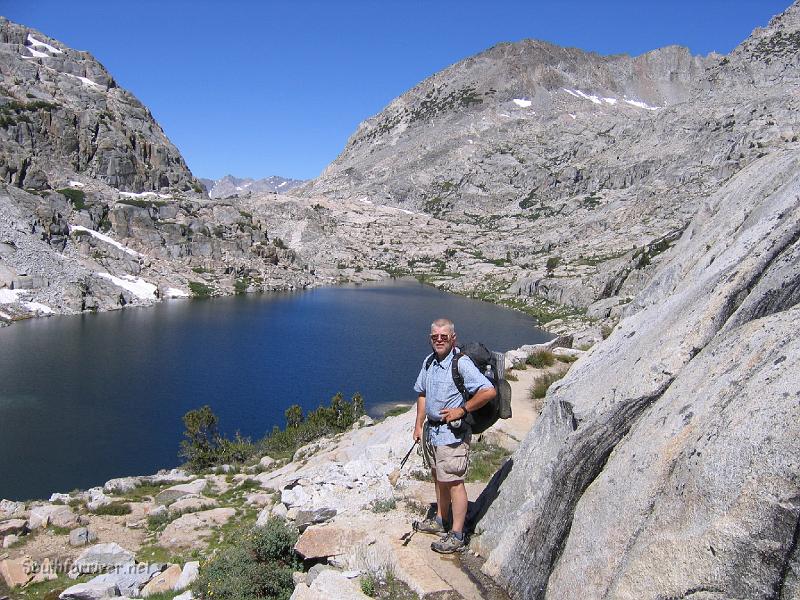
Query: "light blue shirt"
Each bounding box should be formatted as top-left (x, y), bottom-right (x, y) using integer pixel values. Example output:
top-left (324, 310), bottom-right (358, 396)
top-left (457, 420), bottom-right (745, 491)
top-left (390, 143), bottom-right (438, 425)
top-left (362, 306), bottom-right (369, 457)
top-left (414, 349), bottom-right (493, 446)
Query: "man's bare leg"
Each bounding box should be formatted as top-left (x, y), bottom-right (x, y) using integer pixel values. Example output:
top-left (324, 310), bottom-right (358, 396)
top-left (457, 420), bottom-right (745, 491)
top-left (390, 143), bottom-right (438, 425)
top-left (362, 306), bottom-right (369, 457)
top-left (448, 481), bottom-right (467, 534)
top-left (435, 473), bottom-right (451, 523)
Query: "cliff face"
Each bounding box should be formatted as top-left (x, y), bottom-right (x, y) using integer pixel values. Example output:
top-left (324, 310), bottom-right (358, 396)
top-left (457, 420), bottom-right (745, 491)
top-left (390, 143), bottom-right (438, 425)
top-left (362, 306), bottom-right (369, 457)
top-left (0, 18), bottom-right (198, 192)
top-left (474, 130), bottom-right (800, 598)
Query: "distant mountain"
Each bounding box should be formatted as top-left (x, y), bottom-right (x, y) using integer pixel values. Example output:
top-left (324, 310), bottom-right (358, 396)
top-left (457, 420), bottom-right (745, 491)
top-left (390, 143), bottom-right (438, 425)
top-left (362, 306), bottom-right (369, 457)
top-left (198, 177), bottom-right (215, 194)
top-left (207, 175), bottom-right (306, 198)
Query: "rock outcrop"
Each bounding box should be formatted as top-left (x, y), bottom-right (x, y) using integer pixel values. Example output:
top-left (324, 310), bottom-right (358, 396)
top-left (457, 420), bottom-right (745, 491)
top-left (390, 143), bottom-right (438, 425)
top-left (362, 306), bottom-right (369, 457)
top-left (0, 18), bottom-right (199, 193)
top-left (473, 147), bottom-right (800, 598)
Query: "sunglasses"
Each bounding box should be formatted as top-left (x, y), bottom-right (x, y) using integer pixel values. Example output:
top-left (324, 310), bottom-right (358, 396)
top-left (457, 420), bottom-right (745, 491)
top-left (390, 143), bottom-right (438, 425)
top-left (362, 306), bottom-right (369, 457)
top-left (430, 334), bottom-right (451, 342)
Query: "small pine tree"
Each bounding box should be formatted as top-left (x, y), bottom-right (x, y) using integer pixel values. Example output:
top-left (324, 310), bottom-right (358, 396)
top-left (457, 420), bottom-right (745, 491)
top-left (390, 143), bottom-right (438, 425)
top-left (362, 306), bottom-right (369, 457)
top-left (285, 404), bottom-right (303, 428)
top-left (179, 405), bottom-right (222, 471)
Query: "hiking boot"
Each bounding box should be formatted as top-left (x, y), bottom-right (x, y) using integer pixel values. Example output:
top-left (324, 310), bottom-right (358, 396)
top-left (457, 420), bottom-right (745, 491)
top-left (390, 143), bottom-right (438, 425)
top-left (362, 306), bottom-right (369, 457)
top-left (413, 517), bottom-right (445, 535)
top-left (431, 531), bottom-right (466, 554)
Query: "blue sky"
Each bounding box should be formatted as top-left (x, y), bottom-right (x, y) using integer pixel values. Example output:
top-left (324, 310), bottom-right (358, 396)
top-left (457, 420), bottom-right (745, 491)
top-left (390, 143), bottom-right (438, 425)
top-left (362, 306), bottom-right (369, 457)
top-left (2, 1), bottom-right (792, 181)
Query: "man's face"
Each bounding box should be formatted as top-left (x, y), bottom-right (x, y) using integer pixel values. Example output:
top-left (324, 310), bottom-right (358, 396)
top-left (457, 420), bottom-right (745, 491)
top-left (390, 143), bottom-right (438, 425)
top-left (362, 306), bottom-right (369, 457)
top-left (430, 325), bottom-right (455, 358)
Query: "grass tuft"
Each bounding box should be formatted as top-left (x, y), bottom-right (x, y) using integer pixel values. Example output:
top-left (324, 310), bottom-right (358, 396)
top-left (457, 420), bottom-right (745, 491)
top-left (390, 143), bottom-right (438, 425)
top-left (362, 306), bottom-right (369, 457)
top-left (526, 350), bottom-right (555, 369)
top-left (529, 371), bottom-right (566, 400)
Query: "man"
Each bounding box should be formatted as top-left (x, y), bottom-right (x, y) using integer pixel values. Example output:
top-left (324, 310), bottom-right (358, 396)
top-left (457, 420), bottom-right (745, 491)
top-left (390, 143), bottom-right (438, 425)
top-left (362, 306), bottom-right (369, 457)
top-left (412, 318), bottom-right (496, 553)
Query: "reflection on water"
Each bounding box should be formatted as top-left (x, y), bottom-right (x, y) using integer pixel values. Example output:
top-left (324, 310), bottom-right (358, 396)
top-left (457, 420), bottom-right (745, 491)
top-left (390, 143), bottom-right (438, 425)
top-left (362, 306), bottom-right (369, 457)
top-left (0, 280), bottom-right (549, 500)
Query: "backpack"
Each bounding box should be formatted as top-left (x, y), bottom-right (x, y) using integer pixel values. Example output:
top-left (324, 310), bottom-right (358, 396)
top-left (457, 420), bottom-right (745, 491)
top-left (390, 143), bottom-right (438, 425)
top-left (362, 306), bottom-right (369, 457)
top-left (425, 342), bottom-right (512, 434)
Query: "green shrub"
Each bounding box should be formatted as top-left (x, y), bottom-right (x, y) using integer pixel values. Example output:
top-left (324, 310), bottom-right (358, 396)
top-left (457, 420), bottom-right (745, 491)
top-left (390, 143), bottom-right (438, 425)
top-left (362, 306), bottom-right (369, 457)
top-left (91, 501), bottom-right (131, 516)
top-left (257, 392), bottom-right (365, 460)
top-left (360, 574), bottom-right (377, 596)
top-left (545, 256), bottom-right (560, 273)
top-left (383, 404), bottom-right (412, 418)
top-left (466, 440), bottom-right (511, 482)
top-left (147, 510), bottom-right (172, 530)
top-left (504, 370), bottom-right (519, 382)
top-left (188, 281), bottom-right (213, 298)
top-left (530, 371), bottom-right (566, 400)
top-left (179, 406), bottom-right (255, 471)
top-left (234, 278), bottom-right (248, 294)
top-left (370, 497), bottom-right (397, 513)
top-left (526, 350), bottom-right (555, 369)
top-left (601, 324), bottom-right (614, 339)
top-left (556, 353), bottom-right (579, 363)
top-left (57, 188), bottom-right (86, 210)
top-left (193, 519), bottom-right (299, 600)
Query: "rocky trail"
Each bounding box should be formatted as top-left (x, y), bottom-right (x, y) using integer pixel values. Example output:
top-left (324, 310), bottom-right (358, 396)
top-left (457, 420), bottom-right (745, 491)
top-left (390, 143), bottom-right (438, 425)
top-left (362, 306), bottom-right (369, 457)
top-left (0, 343), bottom-right (576, 600)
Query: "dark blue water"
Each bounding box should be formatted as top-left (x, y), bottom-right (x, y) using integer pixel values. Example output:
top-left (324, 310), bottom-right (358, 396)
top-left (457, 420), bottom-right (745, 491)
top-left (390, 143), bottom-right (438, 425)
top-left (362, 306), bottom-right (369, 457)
top-left (0, 280), bottom-right (549, 500)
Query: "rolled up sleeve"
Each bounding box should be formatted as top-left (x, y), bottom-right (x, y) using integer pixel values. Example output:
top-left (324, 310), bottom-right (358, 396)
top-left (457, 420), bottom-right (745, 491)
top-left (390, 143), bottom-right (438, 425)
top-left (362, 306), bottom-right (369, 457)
top-left (458, 357), bottom-right (493, 394)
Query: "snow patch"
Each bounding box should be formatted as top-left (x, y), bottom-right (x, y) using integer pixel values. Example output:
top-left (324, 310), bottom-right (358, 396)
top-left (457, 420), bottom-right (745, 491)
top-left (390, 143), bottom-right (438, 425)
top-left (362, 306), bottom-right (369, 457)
top-left (68, 181), bottom-right (85, 188)
top-left (165, 287), bottom-right (189, 298)
top-left (0, 310), bottom-right (10, 319)
top-left (563, 88), bottom-right (659, 111)
top-left (62, 72), bottom-right (101, 88)
top-left (27, 34), bottom-right (63, 54)
top-left (70, 226), bottom-right (142, 257)
top-left (119, 191), bottom-right (173, 200)
top-left (623, 97), bottom-right (660, 111)
top-left (24, 301), bottom-right (53, 314)
top-left (359, 197), bottom-right (373, 205)
top-left (569, 114), bottom-right (577, 120)
top-left (0, 289), bottom-right (52, 314)
top-left (0, 289), bottom-right (23, 304)
top-left (25, 47), bottom-right (49, 59)
top-left (513, 98), bottom-right (532, 108)
top-left (96, 273), bottom-right (157, 300)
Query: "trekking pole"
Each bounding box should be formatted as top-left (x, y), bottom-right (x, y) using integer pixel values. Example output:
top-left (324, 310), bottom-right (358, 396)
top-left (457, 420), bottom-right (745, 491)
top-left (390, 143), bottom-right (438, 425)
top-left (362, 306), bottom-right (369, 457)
top-left (388, 439), bottom-right (418, 487)
top-left (399, 439), bottom-right (418, 469)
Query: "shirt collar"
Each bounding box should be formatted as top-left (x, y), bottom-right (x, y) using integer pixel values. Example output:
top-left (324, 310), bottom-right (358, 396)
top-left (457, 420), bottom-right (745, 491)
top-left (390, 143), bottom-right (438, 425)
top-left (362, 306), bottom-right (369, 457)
top-left (432, 348), bottom-right (457, 368)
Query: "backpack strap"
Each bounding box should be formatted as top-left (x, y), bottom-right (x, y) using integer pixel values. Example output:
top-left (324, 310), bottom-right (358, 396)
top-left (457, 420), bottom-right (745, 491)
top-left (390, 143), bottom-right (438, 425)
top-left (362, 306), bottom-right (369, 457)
top-left (451, 354), bottom-right (469, 404)
top-left (424, 352), bottom-right (435, 370)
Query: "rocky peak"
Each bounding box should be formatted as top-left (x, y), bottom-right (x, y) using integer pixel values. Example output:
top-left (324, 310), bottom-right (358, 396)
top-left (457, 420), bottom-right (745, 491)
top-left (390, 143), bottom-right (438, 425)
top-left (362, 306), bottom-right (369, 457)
top-left (0, 18), bottom-right (200, 193)
top-left (717, 0), bottom-right (800, 84)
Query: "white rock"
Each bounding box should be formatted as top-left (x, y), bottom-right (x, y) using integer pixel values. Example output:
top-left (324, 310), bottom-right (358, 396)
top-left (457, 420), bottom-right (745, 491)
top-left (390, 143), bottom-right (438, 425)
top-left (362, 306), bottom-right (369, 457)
top-left (29, 505), bottom-right (78, 529)
top-left (69, 542), bottom-right (135, 579)
top-left (103, 477), bottom-right (141, 494)
top-left (255, 507), bottom-right (272, 527)
top-left (259, 455), bottom-right (276, 469)
top-left (0, 500), bottom-right (24, 519)
top-left (58, 581), bottom-right (119, 599)
top-left (272, 503), bottom-right (289, 518)
top-left (173, 561), bottom-right (199, 590)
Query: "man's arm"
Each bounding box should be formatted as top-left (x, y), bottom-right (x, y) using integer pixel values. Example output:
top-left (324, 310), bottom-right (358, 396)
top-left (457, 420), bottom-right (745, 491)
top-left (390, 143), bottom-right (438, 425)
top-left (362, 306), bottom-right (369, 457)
top-left (413, 394), bottom-right (426, 441)
top-left (440, 386), bottom-right (495, 422)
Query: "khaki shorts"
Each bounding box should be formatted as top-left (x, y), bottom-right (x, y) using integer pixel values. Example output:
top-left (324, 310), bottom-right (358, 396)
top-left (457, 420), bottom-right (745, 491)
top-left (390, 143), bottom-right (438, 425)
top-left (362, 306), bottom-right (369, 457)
top-left (422, 427), bottom-right (471, 483)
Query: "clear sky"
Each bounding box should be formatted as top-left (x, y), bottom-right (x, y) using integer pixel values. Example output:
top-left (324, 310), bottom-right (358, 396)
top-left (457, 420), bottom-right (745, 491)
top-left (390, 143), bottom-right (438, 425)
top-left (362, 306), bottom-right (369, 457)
top-left (2, 1), bottom-right (792, 181)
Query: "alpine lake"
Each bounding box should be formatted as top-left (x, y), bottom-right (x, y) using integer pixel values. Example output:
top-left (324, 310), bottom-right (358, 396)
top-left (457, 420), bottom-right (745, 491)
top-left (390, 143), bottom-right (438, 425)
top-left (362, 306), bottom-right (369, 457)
top-left (0, 280), bottom-right (550, 500)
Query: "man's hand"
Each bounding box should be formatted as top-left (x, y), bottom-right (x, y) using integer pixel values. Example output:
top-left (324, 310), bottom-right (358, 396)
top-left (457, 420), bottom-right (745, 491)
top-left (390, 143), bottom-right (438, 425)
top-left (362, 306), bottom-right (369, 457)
top-left (413, 424), bottom-right (423, 442)
top-left (439, 406), bottom-right (467, 423)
